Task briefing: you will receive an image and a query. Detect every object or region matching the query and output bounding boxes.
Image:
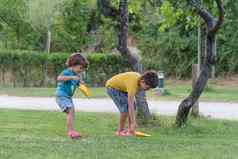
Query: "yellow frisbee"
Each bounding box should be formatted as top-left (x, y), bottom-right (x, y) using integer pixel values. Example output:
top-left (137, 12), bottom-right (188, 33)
top-left (79, 84), bottom-right (91, 97)
top-left (135, 131), bottom-right (151, 137)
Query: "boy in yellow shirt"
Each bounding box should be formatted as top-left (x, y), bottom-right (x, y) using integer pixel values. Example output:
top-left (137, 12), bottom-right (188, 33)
top-left (106, 71), bottom-right (158, 136)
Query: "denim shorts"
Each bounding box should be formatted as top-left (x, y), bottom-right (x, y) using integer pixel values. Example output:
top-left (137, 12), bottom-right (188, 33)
top-left (56, 96), bottom-right (74, 112)
top-left (107, 88), bottom-right (129, 113)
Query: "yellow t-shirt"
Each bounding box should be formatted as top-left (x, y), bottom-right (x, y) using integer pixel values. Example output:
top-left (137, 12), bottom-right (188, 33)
top-left (106, 72), bottom-right (141, 97)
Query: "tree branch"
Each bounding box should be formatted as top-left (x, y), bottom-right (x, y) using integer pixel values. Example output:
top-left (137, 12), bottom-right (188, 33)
top-left (211, 0), bottom-right (225, 34)
top-left (97, 0), bottom-right (118, 18)
top-left (192, 3), bottom-right (215, 29)
top-left (176, 0), bottom-right (224, 127)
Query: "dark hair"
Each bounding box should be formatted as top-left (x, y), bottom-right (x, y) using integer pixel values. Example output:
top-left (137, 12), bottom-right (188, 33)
top-left (66, 53), bottom-right (89, 68)
top-left (141, 71), bottom-right (159, 88)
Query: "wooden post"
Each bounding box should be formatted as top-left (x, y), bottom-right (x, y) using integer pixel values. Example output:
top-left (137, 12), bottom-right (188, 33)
top-left (43, 17), bottom-right (52, 87)
top-left (198, 26), bottom-right (201, 69)
top-left (191, 64), bottom-right (199, 117)
top-left (211, 37), bottom-right (217, 79)
top-left (46, 30), bottom-right (51, 53)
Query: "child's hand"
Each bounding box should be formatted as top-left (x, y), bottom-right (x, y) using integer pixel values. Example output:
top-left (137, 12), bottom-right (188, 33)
top-left (79, 79), bottom-right (85, 84)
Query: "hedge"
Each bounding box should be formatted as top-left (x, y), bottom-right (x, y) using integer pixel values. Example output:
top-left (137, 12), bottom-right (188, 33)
top-left (0, 50), bottom-right (130, 87)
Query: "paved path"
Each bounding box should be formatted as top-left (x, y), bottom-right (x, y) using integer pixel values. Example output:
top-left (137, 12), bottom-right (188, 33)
top-left (0, 95), bottom-right (238, 120)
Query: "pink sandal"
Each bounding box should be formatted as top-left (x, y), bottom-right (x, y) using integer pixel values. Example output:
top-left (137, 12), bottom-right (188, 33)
top-left (68, 130), bottom-right (81, 139)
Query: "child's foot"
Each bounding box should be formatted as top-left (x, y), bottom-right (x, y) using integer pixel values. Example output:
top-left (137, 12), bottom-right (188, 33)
top-left (121, 130), bottom-right (135, 137)
top-left (68, 130), bottom-right (81, 139)
top-left (115, 129), bottom-right (127, 136)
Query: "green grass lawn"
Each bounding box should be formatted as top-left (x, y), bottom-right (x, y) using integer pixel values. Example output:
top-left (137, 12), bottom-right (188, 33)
top-left (148, 83), bottom-right (238, 102)
top-left (1, 81), bottom-right (238, 102)
top-left (0, 109), bottom-right (238, 159)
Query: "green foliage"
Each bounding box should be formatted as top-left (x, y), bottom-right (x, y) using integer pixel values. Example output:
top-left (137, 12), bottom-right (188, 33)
top-left (53, 0), bottom-right (95, 52)
top-left (133, 0), bottom-right (238, 78)
top-left (27, 0), bottom-right (65, 31)
top-left (216, 0), bottom-right (238, 75)
top-left (0, 50), bottom-right (130, 87)
top-left (0, 0), bottom-right (237, 78)
top-left (138, 27), bottom-right (197, 79)
top-left (0, 0), bottom-right (34, 49)
top-left (87, 53), bottom-right (130, 86)
top-left (159, 1), bottom-right (183, 32)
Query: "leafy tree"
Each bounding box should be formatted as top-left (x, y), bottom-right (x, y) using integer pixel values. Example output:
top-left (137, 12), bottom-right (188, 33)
top-left (53, 0), bottom-right (96, 52)
top-left (27, 0), bottom-right (66, 52)
top-left (0, 0), bottom-right (31, 49)
top-left (176, 0), bottom-right (224, 127)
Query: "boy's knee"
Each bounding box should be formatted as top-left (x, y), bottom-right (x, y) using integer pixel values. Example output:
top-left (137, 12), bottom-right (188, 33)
top-left (64, 107), bottom-right (74, 114)
top-left (121, 112), bottom-right (128, 116)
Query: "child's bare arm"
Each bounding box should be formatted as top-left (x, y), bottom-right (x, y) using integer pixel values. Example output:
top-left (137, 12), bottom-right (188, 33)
top-left (128, 96), bottom-right (136, 132)
top-left (57, 75), bottom-right (80, 81)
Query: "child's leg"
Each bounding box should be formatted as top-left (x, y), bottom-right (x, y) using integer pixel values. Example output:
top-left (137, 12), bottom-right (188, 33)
top-left (128, 113), bottom-right (132, 130)
top-left (127, 104), bottom-right (137, 136)
top-left (66, 107), bottom-right (81, 138)
top-left (128, 106), bottom-right (137, 131)
top-left (56, 96), bottom-right (81, 138)
top-left (119, 112), bottom-right (128, 131)
top-left (107, 88), bottom-right (129, 135)
top-left (115, 112), bottom-right (128, 136)
top-left (56, 96), bottom-right (75, 131)
top-left (66, 107), bottom-right (75, 131)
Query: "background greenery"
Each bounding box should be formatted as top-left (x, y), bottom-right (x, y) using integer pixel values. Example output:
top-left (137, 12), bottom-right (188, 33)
top-left (0, 50), bottom-right (130, 87)
top-left (0, 0), bottom-right (237, 86)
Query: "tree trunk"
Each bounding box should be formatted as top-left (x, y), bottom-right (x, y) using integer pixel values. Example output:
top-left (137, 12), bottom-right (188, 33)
top-left (198, 24), bottom-right (207, 70)
top-left (191, 64), bottom-right (199, 117)
top-left (117, 0), bottom-right (151, 120)
top-left (176, 0), bottom-right (224, 127)
top-left (97, 0), bottom-right (152, 120)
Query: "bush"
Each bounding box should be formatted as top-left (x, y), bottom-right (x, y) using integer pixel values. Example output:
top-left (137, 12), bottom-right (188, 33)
top-left (138, 29), bottom-right (197, 79)
top-left (87, 53), bottom-right (130, 86)
top-left (0, 50), bottom-right (130, 87)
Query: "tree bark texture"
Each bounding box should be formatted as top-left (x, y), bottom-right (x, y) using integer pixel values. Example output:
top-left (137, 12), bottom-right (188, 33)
top-left (176, 0), bottom-right (224, 127)
top-left (98, 0), bottom-right (151, 120)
